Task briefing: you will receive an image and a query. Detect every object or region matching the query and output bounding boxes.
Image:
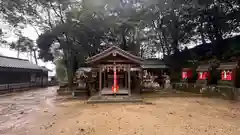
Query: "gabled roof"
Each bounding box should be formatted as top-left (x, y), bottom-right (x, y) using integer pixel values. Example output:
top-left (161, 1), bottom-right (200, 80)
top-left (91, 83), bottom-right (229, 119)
top-left (0, 56), bottom-right (48, 71)
top-left (142, 59), bottom-right (169, 69)
top-left (217, 62), bottom-right (239, 70)
top-left (86, 46), bottom-right (144, 64)
top-left (196, 64), bottom-right (212, 72)
top-left (40, 66), bottom-right (52, 72)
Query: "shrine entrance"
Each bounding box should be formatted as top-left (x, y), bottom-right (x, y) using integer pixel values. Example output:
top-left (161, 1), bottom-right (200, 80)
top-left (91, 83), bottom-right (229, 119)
top-left (86, 46), bottom-right (144, 96)
top-left (100, 64), bottom-right (131, 95)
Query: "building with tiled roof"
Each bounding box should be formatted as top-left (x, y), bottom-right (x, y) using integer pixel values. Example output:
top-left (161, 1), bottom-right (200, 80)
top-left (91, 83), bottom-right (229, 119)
top-left (0, 56), bottom-right (49, 92)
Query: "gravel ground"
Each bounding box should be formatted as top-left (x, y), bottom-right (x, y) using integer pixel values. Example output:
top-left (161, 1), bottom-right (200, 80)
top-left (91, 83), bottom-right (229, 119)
top-left (0, 87), bottom-right (239, 135)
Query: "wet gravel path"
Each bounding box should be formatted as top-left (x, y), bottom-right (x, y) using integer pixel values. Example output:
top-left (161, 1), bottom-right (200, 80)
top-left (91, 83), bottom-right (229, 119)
top-left (0, 87), bottom-right (60, 134)
top-left (0, 87), bottom-right (239, 135)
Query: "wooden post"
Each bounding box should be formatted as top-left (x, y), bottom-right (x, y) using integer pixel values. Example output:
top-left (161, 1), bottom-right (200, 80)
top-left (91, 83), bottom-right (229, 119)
top-left (99, 67), bottom-right (102, 96)
top-left (128, 64), bottom-right (131, 96)
top-left (140, 68), bottom-right (143, 93)
top-left (103, 70), bottom-right (106, 88)
top-left (125, 71), bottom-right (128, 88)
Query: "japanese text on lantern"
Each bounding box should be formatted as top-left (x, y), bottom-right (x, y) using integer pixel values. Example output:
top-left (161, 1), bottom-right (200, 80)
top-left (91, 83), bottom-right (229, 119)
top-left (221, 70), bottom-right (232, 81)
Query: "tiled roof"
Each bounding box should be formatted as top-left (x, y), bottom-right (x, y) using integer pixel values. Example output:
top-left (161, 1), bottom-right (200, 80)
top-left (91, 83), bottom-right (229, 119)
top-left (0, 56), bottom-right (46, 70)
top-left (196, 64), bottom-right (211, 72)
top-left (86, 46), bottom-right (144, 64)
top-left (217, 62), bottom-right (238, 70)
top-left (142, 59), bottom-right (169, 69)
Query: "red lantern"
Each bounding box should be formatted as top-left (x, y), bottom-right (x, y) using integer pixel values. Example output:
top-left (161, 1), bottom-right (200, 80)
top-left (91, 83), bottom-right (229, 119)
top-left (228, 71), bottom-right (232, 81)
top-left (182, 71), bottom-right (188, 79)
top-left (112, 66), bottom-right (119, 93)
top-left (221, 70), bottom-right (233, 81)
top-left (198, 72), bottom-right (209, 80)
top-left (182, 69), bottom-right (193, 80)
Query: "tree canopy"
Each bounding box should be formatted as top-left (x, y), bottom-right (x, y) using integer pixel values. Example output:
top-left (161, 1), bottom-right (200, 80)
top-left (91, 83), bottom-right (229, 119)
top-left (1, 0), bottom-right (240, 85)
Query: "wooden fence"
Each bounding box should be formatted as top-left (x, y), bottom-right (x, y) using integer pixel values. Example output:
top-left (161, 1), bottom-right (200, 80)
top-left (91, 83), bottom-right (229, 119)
top-left (0, 81), bottom-right (58, 94)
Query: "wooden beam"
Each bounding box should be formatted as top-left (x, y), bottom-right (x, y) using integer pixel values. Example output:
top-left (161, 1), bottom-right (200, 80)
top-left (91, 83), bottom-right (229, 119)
top-left (105, 60), bottom-right (133, 63)
top-left (99, 67), bottom-right (102, 96)
top-left (128, 64), bottom-right (131, 96)
top-left (103, 70), bottom-right (106, 88)
top-left (125, 71), bottom-right (127, 88)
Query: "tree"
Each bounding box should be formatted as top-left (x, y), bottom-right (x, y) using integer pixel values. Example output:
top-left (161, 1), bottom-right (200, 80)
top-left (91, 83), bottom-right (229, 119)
top-left (55, 58), bottom-right (67, 81)
top-left (2, 0), bottom-right (240, 86)
top-left (9, 35), bottom-right (38, 63)
top-left (191, 0), bottom-right (240, 59)
top-left (37, 4), bottom-right (108, 87)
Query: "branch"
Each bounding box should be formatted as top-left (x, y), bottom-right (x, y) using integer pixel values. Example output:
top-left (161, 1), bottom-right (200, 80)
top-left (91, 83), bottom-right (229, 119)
top-left (30, 24), bottom-right (40, 36)
top-left (49, 2), bottom-right (65, 24)
top-left (47, 8), bottom-right (53, 28)
top-left (50, 2), bottom-right (61, 18)
top-left (58, 3), bottom-right (65, 24)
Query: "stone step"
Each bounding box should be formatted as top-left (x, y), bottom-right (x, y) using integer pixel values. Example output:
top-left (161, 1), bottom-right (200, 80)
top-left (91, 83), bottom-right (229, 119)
top-left (87, 95), bottom-right (143, 104)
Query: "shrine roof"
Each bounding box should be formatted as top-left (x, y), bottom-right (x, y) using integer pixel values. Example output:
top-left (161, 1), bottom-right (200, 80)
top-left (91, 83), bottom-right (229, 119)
top-left (196, 64), bottom-right (211, 72)
top-left (217, 62), bottom-right (238, 70)
top-left (86, 46), bottom-right (144, 64)
top-left (0, 55), bottom-right (49, 71)
top-left (182, 68), bottom-right (192, 70)
top-left (142, 59), bottom-right (169, 69)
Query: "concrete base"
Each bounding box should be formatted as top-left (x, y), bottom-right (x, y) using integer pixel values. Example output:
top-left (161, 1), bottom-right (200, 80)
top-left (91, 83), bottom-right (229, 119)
top-left (72, 90), bottom-right (89, 97)
top-left (87, 95), bottom-right (142, 104)
top-left (101, 87), bottom-right (129, 95)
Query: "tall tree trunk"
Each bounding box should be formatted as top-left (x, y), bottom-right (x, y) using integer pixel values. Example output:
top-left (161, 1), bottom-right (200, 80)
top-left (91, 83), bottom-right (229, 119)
top-left (120, 32), bottom-right (127, 50)
top-left (65, 49), bottom-right (74, 89)
top-left (200, 15), bottom-right (207, 44)
top-left (173, 42), bottom-right (179, 53)
top-left (134, 28), bottom-right (140, 56)
top-left (17, 49), bottom-right (20, 58)
top-left (29, 50), bottom-right (33, 63)
top-left (17, 38), bottom-right (20, 58)
top-left (200, 31), bottom-right (206, 44)
top-left (33, 49), bottom-right (38, 65)
top-left (158, 33), bottom-right (166, 57)
top-left (200, 25), bottom-right (206, 44)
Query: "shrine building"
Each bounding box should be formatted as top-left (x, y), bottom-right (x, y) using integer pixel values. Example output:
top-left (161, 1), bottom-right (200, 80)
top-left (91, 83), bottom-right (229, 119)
top-left (84, 46), bottom-right (168, 97)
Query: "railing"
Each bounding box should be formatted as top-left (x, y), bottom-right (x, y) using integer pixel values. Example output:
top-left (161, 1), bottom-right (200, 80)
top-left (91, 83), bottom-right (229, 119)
top-left (173, 81), bottom-right (239, 100)
top-left (0, 81), bottom-right (54, 94)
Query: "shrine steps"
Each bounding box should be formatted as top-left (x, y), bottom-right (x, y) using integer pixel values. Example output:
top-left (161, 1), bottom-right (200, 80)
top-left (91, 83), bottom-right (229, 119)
top-left (101, 88), bottom-right (129, 95)
top-left (87, 95), bottom-right (143, 104)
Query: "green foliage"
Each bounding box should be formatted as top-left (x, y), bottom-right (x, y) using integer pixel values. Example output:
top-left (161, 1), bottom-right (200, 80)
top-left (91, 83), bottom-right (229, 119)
top-left (10, 36), bottom-right (34, 52)
top-left (2, 0), bottom-right (240, 87)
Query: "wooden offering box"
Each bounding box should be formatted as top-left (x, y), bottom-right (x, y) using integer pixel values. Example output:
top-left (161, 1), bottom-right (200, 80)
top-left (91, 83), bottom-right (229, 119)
top-left (217, 62), bottom-right (240, 88)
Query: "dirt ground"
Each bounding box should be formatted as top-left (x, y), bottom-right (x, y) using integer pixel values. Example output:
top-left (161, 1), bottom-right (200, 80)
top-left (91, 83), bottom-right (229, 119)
top-left (0, 87), bottom-right (239, 135)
